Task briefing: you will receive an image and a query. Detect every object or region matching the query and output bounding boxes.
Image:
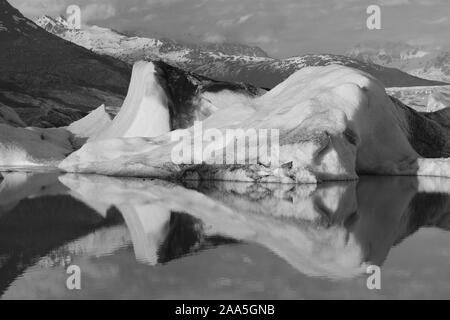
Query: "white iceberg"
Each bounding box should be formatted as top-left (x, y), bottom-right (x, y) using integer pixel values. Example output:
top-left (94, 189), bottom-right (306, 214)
top-left (60, 63), bottom-right (450, 183)
top-left (90, 61), bottom-right (258, 142)
top-left (92, 62), bottom-right (171, 140)
top-left (67, 104), bottom-right (112, 140)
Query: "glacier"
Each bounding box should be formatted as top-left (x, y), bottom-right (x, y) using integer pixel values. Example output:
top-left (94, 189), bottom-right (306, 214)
top-left (59, 62), bottom-right (450, 183)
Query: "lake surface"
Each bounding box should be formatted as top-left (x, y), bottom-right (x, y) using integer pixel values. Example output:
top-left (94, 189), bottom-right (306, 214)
top-left (0, 171), bottom-right (449, 299)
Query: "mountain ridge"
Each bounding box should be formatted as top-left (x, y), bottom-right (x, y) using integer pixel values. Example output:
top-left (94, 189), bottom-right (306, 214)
top-left (35, 15), bottom-right (447, 89)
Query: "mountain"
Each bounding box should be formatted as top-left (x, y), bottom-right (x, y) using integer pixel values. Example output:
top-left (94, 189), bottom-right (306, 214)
top-left (349, 41), bottom-right (450, 83)
top-left (35, 15), bottom-right (70, 34)
top-left (35, 15), bottom-right (446, 89)
top-left (198, 54), bottom-right (447, 89)
top-left (409, 51), bottom-right (450, 83)
top-left (0, 0), bottom-right (131, 127)
top-left (34, 15), bottom-right (269, 63)
top-left (387, 85), bottom-right (450, 112)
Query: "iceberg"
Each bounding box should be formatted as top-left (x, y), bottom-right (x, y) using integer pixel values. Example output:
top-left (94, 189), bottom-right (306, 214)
top-left (0, 124), bottom-right (73, 167)
top-left (91, 61), bottom-right (260, 141)
top-left (60, 63), bottom-right (450, 183)
top-left (67, 104), bottom-right (112, 140)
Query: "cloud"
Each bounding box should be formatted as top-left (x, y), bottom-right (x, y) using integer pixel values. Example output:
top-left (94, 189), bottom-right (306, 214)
top-left (249, 35), bottom-right (278, 44)
top-left (203, 33), bottom-right (227, 43)
top-left (378, 0), bottom-right (411, 6)
top-left (143, 13), bottom-right (157, 22)
top-left (425, 17), bottom-right (449, 25)
top-left (82, 3), bottom-right (116, 22)
top-left (237, 14), bottom-right (253, 24)
top-left (217, 14), bottom-right (253, 28)
top-left (217, 19), bottom-right (234, 28)
top-left (415, 0), bottom-right (445, 5)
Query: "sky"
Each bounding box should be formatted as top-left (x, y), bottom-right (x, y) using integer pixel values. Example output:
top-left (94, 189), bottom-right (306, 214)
top-left (9, 0), bottom-right (450, 58)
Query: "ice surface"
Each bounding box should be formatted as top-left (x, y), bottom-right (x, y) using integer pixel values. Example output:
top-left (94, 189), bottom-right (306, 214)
top-left (0, 124), bottom-right (73, 167)
top-left (67, 104), bottom-right (112, 140)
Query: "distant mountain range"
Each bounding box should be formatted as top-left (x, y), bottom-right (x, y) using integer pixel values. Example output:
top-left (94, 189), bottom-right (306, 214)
top-left (349, 41), bottom-right (450, 83)
top-left (0, 0), bottom-right (131, 127)
top-left (35, 15), bottom-right (446, 89)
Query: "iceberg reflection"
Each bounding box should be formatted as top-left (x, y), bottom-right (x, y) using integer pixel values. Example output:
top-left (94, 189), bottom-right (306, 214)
top-left (0, 171), bottom-right (449, 297)
top-left (58, 174), bottom-right (450, 279)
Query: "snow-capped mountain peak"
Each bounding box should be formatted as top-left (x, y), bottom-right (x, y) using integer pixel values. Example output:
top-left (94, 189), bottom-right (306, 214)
top-left (35, 15), bottom-right (69, 34)
top-left (34, 15), bottom-right (268, 60)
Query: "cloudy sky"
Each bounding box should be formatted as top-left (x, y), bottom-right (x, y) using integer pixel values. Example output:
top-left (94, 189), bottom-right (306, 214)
top-left (10, 0), bottom-right (450, 57)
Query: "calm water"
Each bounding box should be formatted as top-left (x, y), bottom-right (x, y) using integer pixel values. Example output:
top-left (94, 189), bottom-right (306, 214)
top-left (0, 171), bottom-right (449, 299)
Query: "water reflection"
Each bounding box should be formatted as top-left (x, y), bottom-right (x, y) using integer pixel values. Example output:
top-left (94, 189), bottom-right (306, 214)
top-left (0, 172), bottom-right (449, 299)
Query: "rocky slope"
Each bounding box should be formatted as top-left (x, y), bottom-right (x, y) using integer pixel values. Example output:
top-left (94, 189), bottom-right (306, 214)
top-left (35, 15), bottom-right (445, 89)
top-left (0, 0), bottom-right (131, 127)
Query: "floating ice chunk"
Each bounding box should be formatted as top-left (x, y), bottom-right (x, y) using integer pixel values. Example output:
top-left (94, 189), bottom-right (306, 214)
top-left (0, 124), bottom-right (73, 167)
top-left (67, 104), bottom-right (112, 140)
top-left (60, 65), bottom-right (450, 182)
